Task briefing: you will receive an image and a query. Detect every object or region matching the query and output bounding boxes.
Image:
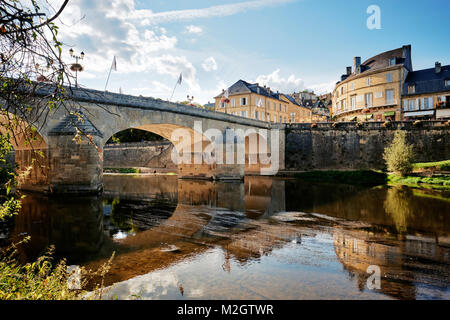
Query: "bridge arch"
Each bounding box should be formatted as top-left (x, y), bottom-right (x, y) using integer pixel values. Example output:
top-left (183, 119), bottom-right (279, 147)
top-left (0, 115), bottom-right (49, 192)
top-left (103, 123), bottom-right (217, 180)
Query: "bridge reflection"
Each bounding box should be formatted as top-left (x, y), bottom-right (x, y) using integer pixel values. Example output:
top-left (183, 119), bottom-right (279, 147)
top-left (5, 176), bottom-right (450, 299)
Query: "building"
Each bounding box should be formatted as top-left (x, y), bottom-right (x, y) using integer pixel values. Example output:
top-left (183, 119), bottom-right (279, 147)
top-left (402, 62), bottom-right (450, 120)
top-left (332, 45), bottom-right (413, 122)
top-left (214, 80), bottom-right (312, 123)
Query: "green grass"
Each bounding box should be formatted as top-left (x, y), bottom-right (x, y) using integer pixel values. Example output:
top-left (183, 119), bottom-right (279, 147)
top-left (413, 160), bottom-right (450, 171)
top-left (388, 174), bottom-right (450, 190)
top-left (103, 168), bottom-right (140, 174)
top-left (294, 170), bottom-right (388, 186)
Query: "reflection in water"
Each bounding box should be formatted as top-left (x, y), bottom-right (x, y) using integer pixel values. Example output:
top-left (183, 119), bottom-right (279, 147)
top-left (2, 175), bottom-right (449, 299)
top-left (384, 187), bottom-right (415, 234)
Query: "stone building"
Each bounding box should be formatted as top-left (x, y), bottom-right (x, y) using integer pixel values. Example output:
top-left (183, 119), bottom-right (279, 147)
top-left (332, 45), bottom-right (413, 122)
top-left (402, 62), bottom-right (450, 120)
top-left (214, 80), bottom-right (312, 123)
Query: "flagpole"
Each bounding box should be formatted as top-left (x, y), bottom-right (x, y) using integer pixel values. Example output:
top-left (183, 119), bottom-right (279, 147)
top-left (104, 63), bottom-right (113, 92)
top-left (169, 82), bottom-right (178, 102)
top-left (169, 73), bottom-right (182, 102)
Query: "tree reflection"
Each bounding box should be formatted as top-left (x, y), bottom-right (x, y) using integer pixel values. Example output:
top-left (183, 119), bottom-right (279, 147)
top-left (383, 187), bottom-right (415, 233)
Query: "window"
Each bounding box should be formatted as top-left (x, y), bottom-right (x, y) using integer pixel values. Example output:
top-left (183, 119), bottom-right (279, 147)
top-left (365, 93), bottom-right (373, 107)
top-left (389, 58), bottom-right (396, 66)
top-left (340, 87), bottom-right (344, 95)
top-left (386, 73), bottom-right (393, 83)
top-left (220, 102), bottom-right (226, 108)
top-left (241, 97), bottom-right (248, 106)
top-left (422, 97), bottom-right (433, 110)
top-left (408, 85), bottom-right (415, 94)
top-left (291, 112), bottom-right (296, 123)
top-left (351, 95), bottom-right (356, 109)
top-left (284, 105), bottom-right (287, 112)
top-left (351, 83), bottom-right (355, 91)
top-left (267, 114), bottom-right (271, 122)
top-left (366, 77), bottom-right (371, 86)
top-left (408, 99), bottom-right (416, 111)
top-left (231, 99), bottom-right (236, 107)
top-left (342, 99), bottom-right (347, 110)
top-left (280, 116), bottom-right (283, 123)
top-left (279, 104), bottom-right (282, 112)
top-left (254, 111), bottom-right (258, 119)
top-left (385, 89), bottom-right (394, 105)
top-left (445, 79), bottom-right (450, 87)
top-left (241, 110), bottom-right (248, 118)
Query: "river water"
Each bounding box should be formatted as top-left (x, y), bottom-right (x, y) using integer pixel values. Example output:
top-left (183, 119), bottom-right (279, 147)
top-left (1, 175), bottom-right (449, 300)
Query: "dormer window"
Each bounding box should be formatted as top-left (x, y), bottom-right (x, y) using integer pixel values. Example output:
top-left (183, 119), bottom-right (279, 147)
top-left (445, 79), bottom-right (450, 87)
top-left (389, 58), bottom-right (396, 66)
top-left (408, 85), bottom-right (415, 94)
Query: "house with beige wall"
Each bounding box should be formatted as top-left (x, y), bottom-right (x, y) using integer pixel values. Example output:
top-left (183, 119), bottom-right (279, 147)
top-left (214, 80), bottom-right (311, 123)
top-left (332, 45), bottom-right (413, 122)
top-left (402, 62), bottom-right (450, 120)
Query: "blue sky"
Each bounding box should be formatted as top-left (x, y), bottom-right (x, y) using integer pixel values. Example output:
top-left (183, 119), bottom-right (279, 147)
top-left (52, 0), bottom-right (450, 104)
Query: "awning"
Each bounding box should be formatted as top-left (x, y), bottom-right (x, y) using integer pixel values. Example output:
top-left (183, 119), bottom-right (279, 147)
top-left (384, 111), bottom-right (395, 117)
top-left (436, 109), bottom-right (450, 119)
top-left (404, 110), bottom-right (434, 117)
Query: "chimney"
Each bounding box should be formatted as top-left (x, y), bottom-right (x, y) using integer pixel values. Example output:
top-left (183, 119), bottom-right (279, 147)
top-left (346, 66), bottom-right (352, 75)
top-left (435, 62), bottom-right (442, 74)
top-left (267, 87), bottom-right (271, 95)
top-left (354, 57), bottom-right (361, 73)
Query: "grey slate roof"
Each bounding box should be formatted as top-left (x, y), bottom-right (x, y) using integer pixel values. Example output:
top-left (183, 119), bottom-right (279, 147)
top-left (48, 111), bottom-right (103, 137)
top-left (403, 65), bottom-right (450, 96)
top-left (216, 80), bottom-right (286, 102)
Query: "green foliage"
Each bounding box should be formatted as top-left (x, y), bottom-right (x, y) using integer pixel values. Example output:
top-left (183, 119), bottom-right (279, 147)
top-left (107, 129), bottom-right (164, 144)
top-left (0, 241), bottom-right (115, 300)
top-left (103, 167), bottom-right (140, 174)
top-left (294, 170), bottom-right (388, 186)
top-left (388, 174), bottom-right (450, 190)
top-left (383, 130), bottom-right (415, 176)
top-left (413, 160), bottom-right (450, 172)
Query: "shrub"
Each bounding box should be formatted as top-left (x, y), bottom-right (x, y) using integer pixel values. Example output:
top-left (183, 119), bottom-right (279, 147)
top-left (383, 130), bottom-right (415, 176)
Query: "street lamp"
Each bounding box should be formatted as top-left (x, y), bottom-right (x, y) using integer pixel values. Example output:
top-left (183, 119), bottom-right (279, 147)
top-left (69, 49), bottom-right (85, 87)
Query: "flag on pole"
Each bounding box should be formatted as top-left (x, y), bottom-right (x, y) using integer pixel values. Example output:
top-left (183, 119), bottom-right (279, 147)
top-left (177, 73), bottom-right (182, 85)
top-left (112, 56), bottom-right (117, 71)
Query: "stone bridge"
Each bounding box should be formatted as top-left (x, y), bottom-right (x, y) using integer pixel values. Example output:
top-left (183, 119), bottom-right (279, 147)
top-left (4, 86), bottom-right (284, 194)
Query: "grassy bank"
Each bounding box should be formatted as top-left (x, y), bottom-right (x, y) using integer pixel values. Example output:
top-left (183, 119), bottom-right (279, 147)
top-left (103, 168), bottom-right (141, 174)
top-left (413, 160), bottom-right (450, 171)
top-left (293, 169), bottom-right (450, 190)
top-left (387, 174), bottom-right (450, 190)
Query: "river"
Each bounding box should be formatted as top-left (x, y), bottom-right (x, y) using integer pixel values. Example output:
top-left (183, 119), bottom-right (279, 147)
top-left (1, 175), bottom-right (449, 300)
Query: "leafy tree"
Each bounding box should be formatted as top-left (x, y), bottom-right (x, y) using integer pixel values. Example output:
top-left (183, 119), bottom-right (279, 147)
top-left (383, 129), bottom-right (415, 176)
top-left (0, 0), bottom-right (112, 299)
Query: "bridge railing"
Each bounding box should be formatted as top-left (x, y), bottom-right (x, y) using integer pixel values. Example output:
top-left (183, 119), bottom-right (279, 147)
top-left (285, 120), bottom-right (450, 130)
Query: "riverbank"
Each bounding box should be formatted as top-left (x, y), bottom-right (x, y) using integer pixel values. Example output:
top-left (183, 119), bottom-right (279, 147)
top-left (287, 169), bottom-right (450, 190)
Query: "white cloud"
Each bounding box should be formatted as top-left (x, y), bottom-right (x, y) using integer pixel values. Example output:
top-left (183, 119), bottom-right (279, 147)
top-left (306, 81), bottom-right (336, 95)
top-left (133, 0), bottom-right (298, 25)
top-left (202, 57), bottom-right (218, 72)
top-left (185, 25), bottom-right (203, 34)
top-left (255, 69), bottom-right (304, 93)
top-left (50, 0), bottom-right (200, 90)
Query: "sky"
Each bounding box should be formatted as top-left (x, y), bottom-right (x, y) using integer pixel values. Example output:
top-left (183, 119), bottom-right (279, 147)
top-left (46, 0), bottom-right (450, 104)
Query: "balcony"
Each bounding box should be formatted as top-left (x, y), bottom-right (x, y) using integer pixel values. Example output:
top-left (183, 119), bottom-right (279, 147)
top-left (436, 102), bottom-right (450, 109)
top-left (333, 99), bottom-right (398, 116)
